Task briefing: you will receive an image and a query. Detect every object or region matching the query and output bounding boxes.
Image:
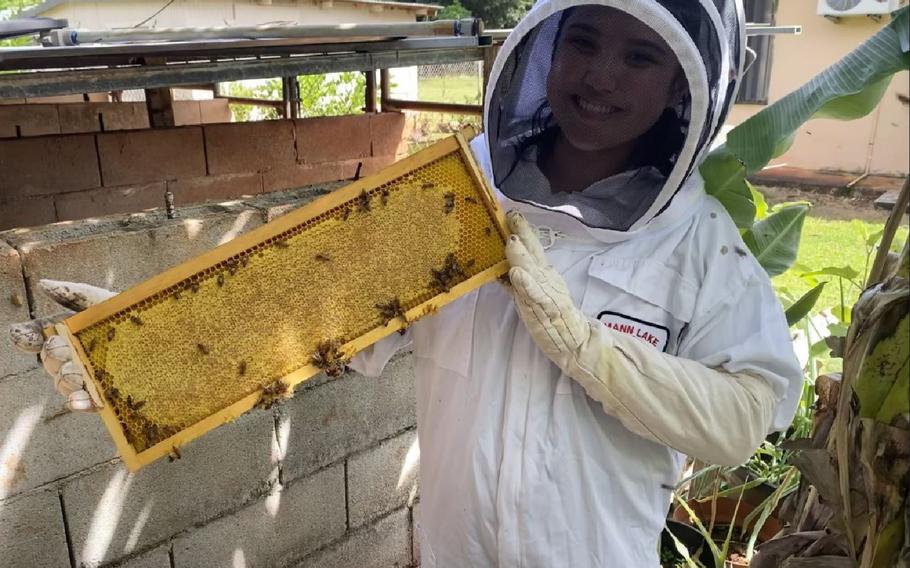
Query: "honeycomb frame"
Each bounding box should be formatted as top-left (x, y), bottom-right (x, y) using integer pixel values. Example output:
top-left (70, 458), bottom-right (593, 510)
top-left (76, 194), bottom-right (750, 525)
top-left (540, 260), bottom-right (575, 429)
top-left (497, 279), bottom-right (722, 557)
top-left (51, 130), bottom-right (509, 471)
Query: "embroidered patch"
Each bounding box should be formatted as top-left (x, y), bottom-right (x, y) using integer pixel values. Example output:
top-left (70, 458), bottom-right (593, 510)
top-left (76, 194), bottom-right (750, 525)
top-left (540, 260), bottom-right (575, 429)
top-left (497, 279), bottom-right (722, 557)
top-left (597, 311), bottom-right (669, 352)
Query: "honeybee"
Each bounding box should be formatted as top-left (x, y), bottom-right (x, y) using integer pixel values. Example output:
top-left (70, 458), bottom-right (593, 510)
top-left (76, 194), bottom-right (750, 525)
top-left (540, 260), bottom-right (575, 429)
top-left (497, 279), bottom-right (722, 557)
top-left (275, 239), bottom-right (290, 249)
top-left (315, 253), bottom-right (332, 262)
top-left (381, 188), bottom-right (390, 206)
top-left (734, 246), bottom-right (748, 258)
top-left (421, 182), bottom-right (435, 190)
top-left (356, 190), bottom-right (371, 213)
top-left (190, 282), bottom-right (200, 294)
top-left (238, 361), bottom-right (248, 376)
top-left (196, 343), bottom-right (211, 355)
top-left (129, 315), bottom-right (144, 326)
top-left (443, 192), bottom-right (456, 215)
top-left (107, 328), bottom-right (116, 341)
top-left (485, 227), bottom-right (493, 237)
top-left (342, 207), bottom-right (352, 221)
top-left (256, 380), bottom-right (291, 410)
top-left (430, 253), bottom-right (465, 293)
top-left (376, 297), bottom-right (406, 327)
top-left (464, 196), bottom-right (479, 205)
top-left (217, 274), bottom-right (225, 287)
top-left (310, 339), bottom-right (349, 378)
top-left (168, 446), bottom-right (182, 462)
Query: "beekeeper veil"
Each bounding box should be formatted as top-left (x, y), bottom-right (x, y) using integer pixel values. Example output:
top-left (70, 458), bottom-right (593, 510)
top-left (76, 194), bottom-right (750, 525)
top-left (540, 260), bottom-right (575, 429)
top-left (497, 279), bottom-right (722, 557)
top-left (484, 0), bottom-right (745, 231)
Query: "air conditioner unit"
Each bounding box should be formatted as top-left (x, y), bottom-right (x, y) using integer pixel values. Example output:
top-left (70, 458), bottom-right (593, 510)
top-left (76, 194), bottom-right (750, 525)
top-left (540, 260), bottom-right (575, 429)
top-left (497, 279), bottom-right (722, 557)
top-left (818, 0), bottom-right (905, 17)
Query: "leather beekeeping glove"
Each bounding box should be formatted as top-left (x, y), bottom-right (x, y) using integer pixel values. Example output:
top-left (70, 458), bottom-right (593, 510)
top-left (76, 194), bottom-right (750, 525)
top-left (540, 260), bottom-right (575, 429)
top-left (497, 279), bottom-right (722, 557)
top-left (8, 280), bottom-right (117, 413)
top-left (505, 211), bottom-right (777, 466)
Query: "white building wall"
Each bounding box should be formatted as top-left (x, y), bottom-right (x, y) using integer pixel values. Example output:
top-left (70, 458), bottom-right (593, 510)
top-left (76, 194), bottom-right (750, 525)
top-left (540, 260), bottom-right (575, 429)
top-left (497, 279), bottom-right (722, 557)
top-left (42, 0), bottom-right (427, 29)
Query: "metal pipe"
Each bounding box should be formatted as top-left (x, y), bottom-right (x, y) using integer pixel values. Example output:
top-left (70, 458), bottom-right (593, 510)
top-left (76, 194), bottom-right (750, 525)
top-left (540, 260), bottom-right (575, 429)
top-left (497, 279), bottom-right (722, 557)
top-left (364, 69), bottom-right (377, 113)
top-left (379, 68), bottom-right (391, 112)
top-left (484, 22), bottom-right (801, 42)
top-left (382, 98), bottom-right (482, 116)
top-left (42, 19), bottom-right (482, 47)
top-left (222, 96), bottom-right (284, 108)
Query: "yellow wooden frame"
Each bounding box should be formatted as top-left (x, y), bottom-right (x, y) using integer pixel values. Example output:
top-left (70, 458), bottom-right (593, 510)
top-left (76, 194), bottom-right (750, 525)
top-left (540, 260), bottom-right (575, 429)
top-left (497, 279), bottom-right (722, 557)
top-left (52, 131), bottom-right (508, 472)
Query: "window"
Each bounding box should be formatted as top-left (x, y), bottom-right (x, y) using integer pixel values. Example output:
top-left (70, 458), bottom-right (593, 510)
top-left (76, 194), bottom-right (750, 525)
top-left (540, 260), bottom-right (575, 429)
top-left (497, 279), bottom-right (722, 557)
top-left (737, 0), bottom-right (776, 105)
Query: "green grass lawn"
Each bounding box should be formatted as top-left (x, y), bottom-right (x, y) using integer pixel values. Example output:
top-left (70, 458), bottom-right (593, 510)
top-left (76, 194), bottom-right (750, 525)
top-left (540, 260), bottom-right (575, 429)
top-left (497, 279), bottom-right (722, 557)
top-left (771, 217), bottom-right (908, 313)
top-left (418, 76), bottom-right (482, 104)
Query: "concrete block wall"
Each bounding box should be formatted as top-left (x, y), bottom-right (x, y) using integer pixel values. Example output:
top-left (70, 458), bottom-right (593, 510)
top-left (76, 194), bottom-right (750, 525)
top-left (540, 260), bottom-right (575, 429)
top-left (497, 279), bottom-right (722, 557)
top-left (0, 100), bottom-right (231, 139)
top-left (0, 186), bottom-right (420, 567)
top-left (0, 112), bottom-right (406, 231)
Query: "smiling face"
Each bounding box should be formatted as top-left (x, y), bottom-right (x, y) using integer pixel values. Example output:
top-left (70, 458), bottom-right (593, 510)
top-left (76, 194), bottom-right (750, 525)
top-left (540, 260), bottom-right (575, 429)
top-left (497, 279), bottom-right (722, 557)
top-left (546, 6), bottom-right (688, 154)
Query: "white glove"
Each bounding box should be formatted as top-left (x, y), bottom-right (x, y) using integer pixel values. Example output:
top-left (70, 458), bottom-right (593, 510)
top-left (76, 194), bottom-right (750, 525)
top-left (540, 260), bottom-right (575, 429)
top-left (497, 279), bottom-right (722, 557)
top-left (8, 280), bottom-right (117, 413)
top-left (505, 212), bottom-right (777, 466)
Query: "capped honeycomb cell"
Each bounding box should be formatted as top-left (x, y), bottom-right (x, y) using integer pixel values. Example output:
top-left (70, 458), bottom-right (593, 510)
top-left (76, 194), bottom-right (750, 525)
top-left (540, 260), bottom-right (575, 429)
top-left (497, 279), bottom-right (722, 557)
top-left (53, 131), bottom-right (508, 471)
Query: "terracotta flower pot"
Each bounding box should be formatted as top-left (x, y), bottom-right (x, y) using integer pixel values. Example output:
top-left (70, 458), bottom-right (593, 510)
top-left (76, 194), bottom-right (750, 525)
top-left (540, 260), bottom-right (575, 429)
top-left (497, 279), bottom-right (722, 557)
top-left (672, 496), bottom-right (783, 544)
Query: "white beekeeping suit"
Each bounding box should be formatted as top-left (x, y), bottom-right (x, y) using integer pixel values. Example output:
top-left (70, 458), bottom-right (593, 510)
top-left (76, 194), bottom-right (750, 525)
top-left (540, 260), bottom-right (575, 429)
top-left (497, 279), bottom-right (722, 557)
top-left (350, 1), bottom-right (802, 565)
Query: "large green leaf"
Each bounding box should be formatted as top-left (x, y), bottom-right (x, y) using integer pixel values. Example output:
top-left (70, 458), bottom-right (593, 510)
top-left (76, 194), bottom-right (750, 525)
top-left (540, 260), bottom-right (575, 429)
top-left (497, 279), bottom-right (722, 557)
top-left (701, 153), bottom-right (756, 228)
top-left (785, 283), bottom-right (827, 327)
top-left (701, 8), bottom-right (909, 219)
top-left (743, 204), bottom-right (809, 277)
top-left (723, 7), bottom-right (910, 173)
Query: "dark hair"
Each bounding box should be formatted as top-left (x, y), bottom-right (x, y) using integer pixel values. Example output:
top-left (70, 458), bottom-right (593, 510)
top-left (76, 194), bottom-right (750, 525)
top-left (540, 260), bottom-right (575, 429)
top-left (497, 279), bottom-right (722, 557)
top-left (514, 7), bottom-right (690, 178)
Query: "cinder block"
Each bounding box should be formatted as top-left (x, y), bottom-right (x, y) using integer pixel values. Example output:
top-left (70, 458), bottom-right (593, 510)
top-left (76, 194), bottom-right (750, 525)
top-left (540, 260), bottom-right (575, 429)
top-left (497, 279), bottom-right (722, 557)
top-left (245, 184), bottom-right (339, 222)
top-left (0, 135), bottom-right (101, 198)
top-left (204, 120), bottom-right (297, 175)
top-left (0, 105), bottom-right (61, 138)
top-left (280, 351), bottom-right (416, 483)
top-left (167, 173), bottom-right (262, 206)
top-left (199, 100), bottom-right (231, 124)
top-left (56, 103), bottom-right (148, 133)
top-left (100, 104), bottom-right (150, 132)
top-left (4, 204), bottom-right (263, 317)
top-left (293, 508), bottom-right (411, 568)
top-left (0, 488), bottom-right (70, 568)
top-left (369, 113), bottom-right (407, 157)
top-left (55, 182), bottom-right (167, 222)
top-left (0, 368), bottom-right (116, 498)
top-left (57, 104), bottom-right (104, 134)
top-left (295, 115), bottom-right (372, 165)
top-left (261, 160), bottom-right (359, 193)
top-left (347, 430), bottom-right (418, 528)
top-left (173, 101), bottom-right (202, 126)
top-left (0, 239), bottom-right (35, 378)
top-left (114, 546), bottom-right (171, 568)
top-left (98, 127), bottom-right (206, 187)
top-left (0, 196), bottom-right (57, 231)
top-left (173, 464), bottom-right (346, 567)
top-left (61, 411), bottom-right (278, 568)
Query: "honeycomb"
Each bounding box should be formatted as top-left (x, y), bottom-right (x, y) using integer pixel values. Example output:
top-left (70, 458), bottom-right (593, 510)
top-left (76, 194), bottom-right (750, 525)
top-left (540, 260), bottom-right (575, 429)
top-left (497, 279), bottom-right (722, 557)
top-left (59, 133), bottom-right (507, 470)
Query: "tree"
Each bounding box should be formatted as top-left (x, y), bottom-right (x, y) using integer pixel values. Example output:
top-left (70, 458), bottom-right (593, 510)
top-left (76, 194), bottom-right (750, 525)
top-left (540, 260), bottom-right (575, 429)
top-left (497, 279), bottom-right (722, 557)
top-left (438, 0), bottom-right (472, 21)
top-left (435, 0), bottom-right (531, 28)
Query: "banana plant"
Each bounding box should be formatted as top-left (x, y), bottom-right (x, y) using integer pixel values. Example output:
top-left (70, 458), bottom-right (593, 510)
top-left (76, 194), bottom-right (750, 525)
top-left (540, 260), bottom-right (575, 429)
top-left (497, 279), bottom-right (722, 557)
top-left (701, 6), bottom-right (909, 290)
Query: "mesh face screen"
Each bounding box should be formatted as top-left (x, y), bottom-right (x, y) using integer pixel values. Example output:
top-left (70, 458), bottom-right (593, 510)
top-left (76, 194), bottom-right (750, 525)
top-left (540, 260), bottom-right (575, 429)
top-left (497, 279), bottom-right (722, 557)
top-left (57, 133), bottom-right (508, 470)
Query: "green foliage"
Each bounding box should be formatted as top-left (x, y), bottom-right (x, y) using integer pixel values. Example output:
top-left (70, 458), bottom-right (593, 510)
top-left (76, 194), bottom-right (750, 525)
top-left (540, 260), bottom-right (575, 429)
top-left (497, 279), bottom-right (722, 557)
top-left (222, 72), bottom-right (366, 123)
top-left (0, 0), bottom-right (43, 47)
top-left (435, 0), bottom-right (531, 28)
top-left (785, 283), bottom-right (826, 327)
top-left (701, 154), bottom-right (754, 228)
top-left (742, 203), bottom-right (809, 277)
top-left (297, 71), bottom-right (366, 118)
top-left (438, 0), bottom-right (472, 20)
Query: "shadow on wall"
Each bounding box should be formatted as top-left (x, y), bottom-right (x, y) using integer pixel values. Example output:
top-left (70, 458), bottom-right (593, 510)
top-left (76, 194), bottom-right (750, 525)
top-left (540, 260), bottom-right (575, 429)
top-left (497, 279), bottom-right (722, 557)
top-left (0, 191), bottom-right (419, 567)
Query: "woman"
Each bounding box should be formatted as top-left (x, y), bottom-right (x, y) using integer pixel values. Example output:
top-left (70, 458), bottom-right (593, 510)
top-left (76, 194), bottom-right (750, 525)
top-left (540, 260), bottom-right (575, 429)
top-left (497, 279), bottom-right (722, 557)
top-left (13, 1), bottom-right (801, 566)
top-left (351, 1), bottom-right (801, 566)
